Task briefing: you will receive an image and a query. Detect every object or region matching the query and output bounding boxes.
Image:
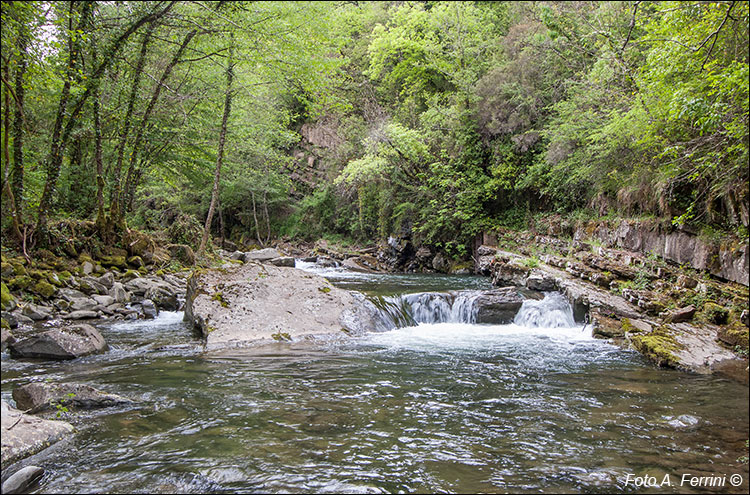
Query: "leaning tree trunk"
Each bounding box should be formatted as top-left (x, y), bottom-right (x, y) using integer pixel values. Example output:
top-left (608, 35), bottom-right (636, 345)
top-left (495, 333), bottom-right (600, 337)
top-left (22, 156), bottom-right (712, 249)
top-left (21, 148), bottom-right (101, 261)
top-left (123, 29), bottom-right (197, 217)
top-left (36, 1), bottom-right (175, 240)
top-left (198, 43), bottom-right (234, 258)
top-left (108, 22), bottom-right (156, 231)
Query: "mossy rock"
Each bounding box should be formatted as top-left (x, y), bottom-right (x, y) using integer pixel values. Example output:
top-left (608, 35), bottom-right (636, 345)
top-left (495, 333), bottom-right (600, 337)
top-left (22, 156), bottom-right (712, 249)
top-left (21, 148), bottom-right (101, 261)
top-left (1, 282), bottom-right (17, 311)
top-left (717, 324), bottom-right (749, 352)
top-left (100, 255), bottom-right (127, 269)
top-left (629, 326), bottom-right (682, 368)
top-left (121, 270), bottom-right (140, 282)
top-left (127, 256), bottom-right (145, 268)
top-left (27, 269), bottom-right (49, 281)
top-left (1, 317), bottom-right (9, 330)
top-left (449, 261), bottom-right (474, 274)
top-left (701, 302), bottom-right (729, 325)
top-left (33, 280), bottom-right (57, 299)
top-left (1, 262), bottom-right (15, 278)
top-left (10, 262), bottom-right (26, 276)
top-left (78, 254), bottom-right (94, 264)
top-left (58, 271), bottom-right (72, 283)
top-left (47, 272), bottom-right (64, 287)
top-left (8, 276), bottom-right (34, 291)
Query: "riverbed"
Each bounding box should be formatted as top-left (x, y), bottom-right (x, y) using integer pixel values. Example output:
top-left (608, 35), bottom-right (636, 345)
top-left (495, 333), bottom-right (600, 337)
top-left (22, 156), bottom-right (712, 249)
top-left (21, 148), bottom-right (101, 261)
top-left (1, 267), bottom-right (748, 493)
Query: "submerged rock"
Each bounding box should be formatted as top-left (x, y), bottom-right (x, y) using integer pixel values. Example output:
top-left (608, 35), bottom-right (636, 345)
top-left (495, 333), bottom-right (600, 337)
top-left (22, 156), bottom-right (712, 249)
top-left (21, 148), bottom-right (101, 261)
top-left (1, 465), bottom-right (45, 494)
top-left (185, 263), bottom-right (379, 349)
top-left (8, 324), bottom-right (108, 360)
top-left (12, 382), bottom-right (133, 413)
top-left (1, 400), bottom-right (73, 468)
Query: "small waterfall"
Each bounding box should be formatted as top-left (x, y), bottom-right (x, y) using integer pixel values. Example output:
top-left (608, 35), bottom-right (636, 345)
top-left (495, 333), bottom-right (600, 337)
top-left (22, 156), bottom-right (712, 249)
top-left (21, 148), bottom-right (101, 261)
top-left (372, 291), bottom-right (483, 329)
top-left (513, 292), bottom-right (576, 328)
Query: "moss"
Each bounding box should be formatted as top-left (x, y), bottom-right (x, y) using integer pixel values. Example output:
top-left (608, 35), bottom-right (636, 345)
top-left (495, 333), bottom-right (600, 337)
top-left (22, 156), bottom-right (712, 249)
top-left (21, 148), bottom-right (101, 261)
top-left (700, 302), bottom-right (729, 325)
top-left (717, 323), bottom-right (749, 352)
top-left (47, 272), bottom-right (63, 287)
top-left (11, 262), bottom-right (26, 276)
top-left (211, 291), bottom-right (229, 308)
top-left (58, 271), bottom-right (72, 283)
top-left (27, 269), bottom-right (49, 281)
top-left (318, 286), bottom-right (331, 293)
top-left (33, 280), bottom-right (57, 299)
top-left (1, 282), bottom-right (17, 311)
top-left (1, 318), bottom-right (9, 330)
top-left (8, 276), bottom-right (34, 291)
top-left (155, 269), bottom-right (165, 276)
top-left (99, 255), bottom-right (127, 269)
top-left (1, 262), bottom-right (15, 277)
top-left (121, 270), bottom-right (140, 282)
top-left (271, 331), bottom-right (291, 341)
top-left (630, 326), bottom-right (682, 368)
top-left (127, 256), bottom-right (144, 268)
top-left (621, 318), bottom-right (638, 333)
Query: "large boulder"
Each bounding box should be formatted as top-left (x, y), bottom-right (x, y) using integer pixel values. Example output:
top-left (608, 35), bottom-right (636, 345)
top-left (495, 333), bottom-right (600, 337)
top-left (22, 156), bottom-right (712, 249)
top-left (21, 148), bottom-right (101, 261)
top-left (12, 382), bottom-right (133, 413)
top-left (8, 324), bottom-right (108, 360)
top-left (185, 263), bottom-right (379, 350)
top-left (1, 400), bottom-right (73, 468)
top-left (474, 288), bottom-right (524, 324)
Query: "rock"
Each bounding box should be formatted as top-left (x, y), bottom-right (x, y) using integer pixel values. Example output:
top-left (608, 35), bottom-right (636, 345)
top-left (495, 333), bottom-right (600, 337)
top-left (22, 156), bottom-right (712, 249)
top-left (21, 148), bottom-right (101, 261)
top-left (677, 275), bottom-right (698, 289)
top-left (12, 382), bottom-right (133, 413)
top-left (491, 259), bottom-right (530, 287)
top-left (8, 324), bottom-right (108, 360)
top-left (1, 400), bottom-right (73, 467)
top-left (1, 282), bottom-right (17, 311)
top-left (144, 286), bottom-right (178, 311)
top-left (242, 248), bottom-right (281, 263)
top-left (141, 299), bottom-right (158, 319)
top-left (78, 277), bottom-right (108, 295)
top-left (68, 297), bottom-right (98, 312)
top-left (1, 326), bottom-right (15, 352)
top-left (62, 310), bottom-right (99, 320)
top-left (127, 256), bottom-right (145, 268)
top-left (229, 250), bottom-right (244, 261)
top-left (1, 311), bottom-right (19, 329)
top-left (10, 312), bottom-right (33, 325)
top-left (432, 252), bottom-right (450, 272)
top-left (474, 288), bottom-right (524, 324)
top-left (476, 245), bottom-right (497, 256)
top-left (741, 309), bottom-right (749, 326)
top-left (415, 246), bottom-right (432, 261)
top-left (98, 271), bottom-right (115, 289)
top-left (81, 260), bottom-right (95, 275)
top-left (33, 280), bottom-right (57, 299)
top-left (110, 282), bottom-right (130, 303)
top-left (166, 244), bottom-right (196, 265)
top-left (184, 263), bottom-right (380, 350)
top-left (21, 303), bottom-right (52, 321)
top-left (475, 255), bottom-right (495, 276)
top-left (665, 305), bottom-right (696, 323)
top-left (591, 311), bottom-right (624, 339)
top-left (92, 295), bottom-right (115, 307)
top-left (1, 465), bottom-right (45, 494)
top-left (526, 270), bottom-right (556, 291)
top-left (99, 255), bottom-right (127, 270)
top-left (269, 256), bottom-right (296, 267)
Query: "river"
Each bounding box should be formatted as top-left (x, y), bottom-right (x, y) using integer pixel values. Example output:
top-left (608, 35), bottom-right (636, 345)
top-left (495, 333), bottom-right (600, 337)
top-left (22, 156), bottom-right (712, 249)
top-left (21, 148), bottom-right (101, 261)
top-left (1, 264), bottom-right (748, 493)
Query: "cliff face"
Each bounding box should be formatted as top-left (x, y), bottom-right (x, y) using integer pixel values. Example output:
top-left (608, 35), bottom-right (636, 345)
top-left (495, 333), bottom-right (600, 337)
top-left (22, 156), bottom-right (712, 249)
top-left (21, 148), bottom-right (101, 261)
top-left (526, 218), bottom-right (749, 286)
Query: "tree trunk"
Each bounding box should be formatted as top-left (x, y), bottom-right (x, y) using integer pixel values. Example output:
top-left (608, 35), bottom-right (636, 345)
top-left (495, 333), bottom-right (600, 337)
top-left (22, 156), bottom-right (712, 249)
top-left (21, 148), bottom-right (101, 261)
top-left (37, 1), bottom-right (90, 237)
top-left (109, 22), bottom-right (156, 229)
top-left (11, 23), bottom-right (28, 209)
top-left (2, 57), bottom-right (23, 244)
top-left (198, 42), bottom-right (234, 258)
top-left (36, 0), bottom-right (175, 238)
top-left (251, 190), bottom-right (263, 246)
top-left (263, 189), bottom-right (271, 245)
top-left (93, 65), bottom-right (105, 230)
top-left (123, 29), bottom-right (197, 213)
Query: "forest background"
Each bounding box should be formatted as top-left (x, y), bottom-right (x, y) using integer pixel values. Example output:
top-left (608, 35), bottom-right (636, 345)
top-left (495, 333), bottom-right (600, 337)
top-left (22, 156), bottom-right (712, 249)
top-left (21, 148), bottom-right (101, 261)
top-left (1, 1), bottom-right (747, 261)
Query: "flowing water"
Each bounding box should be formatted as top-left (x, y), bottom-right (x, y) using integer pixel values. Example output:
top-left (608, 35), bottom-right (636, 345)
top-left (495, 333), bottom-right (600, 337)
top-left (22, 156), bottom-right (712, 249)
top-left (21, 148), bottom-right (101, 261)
top-left (1, 265), bottom-right (748, 494)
